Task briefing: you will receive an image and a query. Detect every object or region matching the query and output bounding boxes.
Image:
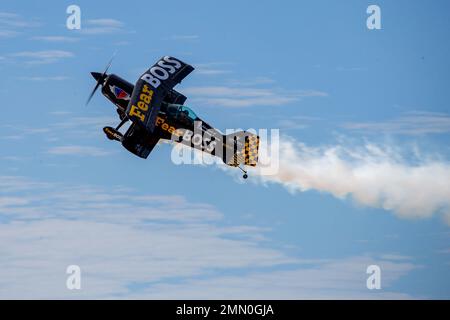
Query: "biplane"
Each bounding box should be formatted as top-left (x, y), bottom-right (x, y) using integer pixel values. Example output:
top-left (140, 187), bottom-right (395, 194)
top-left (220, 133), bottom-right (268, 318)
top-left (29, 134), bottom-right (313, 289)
top-left (87, 56), bottom-right (259, 178)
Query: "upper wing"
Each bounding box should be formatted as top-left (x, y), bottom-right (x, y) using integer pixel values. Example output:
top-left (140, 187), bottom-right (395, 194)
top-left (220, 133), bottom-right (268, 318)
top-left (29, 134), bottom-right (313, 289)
top-left (126, 56), bottom-right (194, 133)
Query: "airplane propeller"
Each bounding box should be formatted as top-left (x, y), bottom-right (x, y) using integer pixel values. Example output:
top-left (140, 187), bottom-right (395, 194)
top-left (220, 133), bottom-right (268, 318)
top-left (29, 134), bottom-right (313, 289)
top-left (86, 54), bottom-right (115, 106)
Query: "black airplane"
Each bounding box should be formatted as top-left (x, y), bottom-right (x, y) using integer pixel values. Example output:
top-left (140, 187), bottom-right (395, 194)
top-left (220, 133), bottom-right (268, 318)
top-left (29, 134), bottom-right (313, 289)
top-left (87, 56), bottom-right (259, 178)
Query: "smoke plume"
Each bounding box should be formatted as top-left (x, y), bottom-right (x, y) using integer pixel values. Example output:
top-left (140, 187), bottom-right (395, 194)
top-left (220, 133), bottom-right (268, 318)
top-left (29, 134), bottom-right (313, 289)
top-left (253, 137), bottom-right (450, 224)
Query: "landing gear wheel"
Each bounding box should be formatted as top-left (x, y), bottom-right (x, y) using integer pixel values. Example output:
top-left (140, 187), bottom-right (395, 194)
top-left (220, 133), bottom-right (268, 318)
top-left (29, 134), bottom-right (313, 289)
top-left (238, 166), bottom-right (248, 180)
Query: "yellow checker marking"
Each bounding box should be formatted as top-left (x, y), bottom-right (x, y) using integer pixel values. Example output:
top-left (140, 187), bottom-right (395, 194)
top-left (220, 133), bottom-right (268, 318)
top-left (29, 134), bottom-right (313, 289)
top-left (226, 135), bottom-right (259, 167)
top-left (244, 135), bottom-right (259, 166)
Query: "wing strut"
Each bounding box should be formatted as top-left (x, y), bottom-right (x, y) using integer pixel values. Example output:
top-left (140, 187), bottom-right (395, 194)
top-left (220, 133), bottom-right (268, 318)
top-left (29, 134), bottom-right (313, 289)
top-left (103, 117), bottom-right (128, 142)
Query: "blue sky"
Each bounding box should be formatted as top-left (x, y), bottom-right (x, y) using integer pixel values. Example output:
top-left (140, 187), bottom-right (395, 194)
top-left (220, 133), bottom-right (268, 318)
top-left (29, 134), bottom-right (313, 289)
top-left (0, 0), bottom-right (449, 298)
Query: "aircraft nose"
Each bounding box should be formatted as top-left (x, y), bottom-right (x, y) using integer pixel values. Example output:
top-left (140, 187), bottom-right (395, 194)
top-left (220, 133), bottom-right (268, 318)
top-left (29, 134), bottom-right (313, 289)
top-left (91, 72), bottom-right (102, 81)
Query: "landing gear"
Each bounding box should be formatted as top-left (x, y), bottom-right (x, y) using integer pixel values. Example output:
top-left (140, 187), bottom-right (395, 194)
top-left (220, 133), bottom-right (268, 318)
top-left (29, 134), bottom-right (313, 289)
top-left (115, 117), bottom-right (128, 131)
top-left (239, 166), bottom-right (248, 179)
top-left (103, 116), bottom-right (128, 142)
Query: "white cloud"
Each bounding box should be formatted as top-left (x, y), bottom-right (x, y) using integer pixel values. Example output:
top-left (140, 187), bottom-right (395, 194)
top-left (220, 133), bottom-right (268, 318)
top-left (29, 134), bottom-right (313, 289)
top-left (12, 50), bottom-right (74, 64)
top-left (169, 35), bottom-right (200, 41)
top-left (79, 19), bottom-right (126, 35)
top-left (0, 30), bottom-right (19, 38)
top-left (226, 76), bottom-right (276, 86)
top-left (183, 86), bottom-right (327, 108)
top-left (18, 76), bottom-right (69, 81)
top-left (0, 125), bottom-right (50, 140)
top-left (184, 86), bottom-right (278, 97)
top-left (0, 177), bottom-right (291, 298)
top-left (0, 116), bottom-right (117, 143)
top-left (0, 176), bottom-right (52, 192)
top-left (13, 50), bottom-right (74, 59)
top-left (277, 116), bottom-right (321, 130)
top-left (336, 66), bottom-right (368, 72)
top-left (0, 12), bottom-right (40, 28)
top-left (199, 96), bottom-right (298, 108)
top-left (343, 111), bottom-right (450, 135)
top-left (0, 176), bottom-right (418, 299)
top-left (251, 136), bottom-right (450, 224)
top-left (0, 12), bottom-right (41, 37)
top-left (1, 127), bottom-right (54, 145)
top-left (0, 12), bottom-right (40, 38)
top-left (47, 145), bottom-right (112, 157)
top-left (54, 116), bottom-right (117, 128)
top-left (127, 256), bottom-right (416, 299)
top-left (31, 36), bottom-right (80, 43)
top-left (88, 18), bottom-right (124, 28)
top-left (297, 89), bottom-right (329, 97)
top-left (195, 63), bottom-right (232, 75)
top-left (0, 135), bottom-right (23, 140)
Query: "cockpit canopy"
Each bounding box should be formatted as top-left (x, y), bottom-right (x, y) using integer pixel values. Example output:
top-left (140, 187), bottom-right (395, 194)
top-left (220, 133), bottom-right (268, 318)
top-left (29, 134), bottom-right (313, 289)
top-left (165, 103), bottom-right (199, 122)
top-left (178, 105), bottom-right (198, 121)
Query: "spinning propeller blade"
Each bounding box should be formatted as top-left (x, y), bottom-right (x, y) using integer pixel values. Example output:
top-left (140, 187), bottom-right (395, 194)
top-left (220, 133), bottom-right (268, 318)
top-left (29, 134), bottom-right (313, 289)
top-left (86, 53), bottom-right (116, 106)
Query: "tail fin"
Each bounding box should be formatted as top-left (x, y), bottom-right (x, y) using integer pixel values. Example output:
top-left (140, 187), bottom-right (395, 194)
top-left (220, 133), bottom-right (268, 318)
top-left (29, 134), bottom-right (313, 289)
top-left (223, 131), bottom-right (259, 167)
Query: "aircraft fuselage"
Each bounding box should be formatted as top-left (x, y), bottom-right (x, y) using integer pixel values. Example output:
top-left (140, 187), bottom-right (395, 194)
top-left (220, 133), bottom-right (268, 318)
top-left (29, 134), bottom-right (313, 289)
top-left (95, 73), bottom-right (225, 154)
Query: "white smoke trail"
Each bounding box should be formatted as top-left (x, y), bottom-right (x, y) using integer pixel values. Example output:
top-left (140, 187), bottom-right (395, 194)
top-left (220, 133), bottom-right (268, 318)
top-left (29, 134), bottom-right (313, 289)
top-left (170, 134), bottom-right (450, 224)
top-left (252, 136), bottom-right (450, 224)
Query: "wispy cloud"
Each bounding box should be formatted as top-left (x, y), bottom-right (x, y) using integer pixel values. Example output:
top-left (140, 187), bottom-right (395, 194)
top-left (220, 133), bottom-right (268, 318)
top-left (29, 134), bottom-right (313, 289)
top-left (184, 86), bottom-right (280, 97)
top-left (0, 176), bottom-right (51, 192)
top-left (0, 135), bottom-right (23, 140)
top-left (0, 12), bottom-right (40, 38)
top-left (47, 145), bottom-right (112, 157)
top-left (195, 63), bottom-right (232, 75)
top-left (79, 18), bottom-right (126, 35)
top-left (17, 76), bottom-right (69, 81)
top-left (88, 18), bottom-right (123, 28)
top-left (277, 115), bottom-right (321, 130)
top-left (128, 256), bottom-right (416, 299)
top-left (31, 36), bottom-right (80, 43)
top-left (0, 176), bottom-right (417, 298)
top-left (336, 66), bottom-right (368, 72)
top-left (0, 125), bottom-right (50, 140)
top-left (183, 86), bottom-right (328, 107)
top-left (169, 34), bottom-right (200, 41)
top-left (0, 30), bottom-right (19, 38)
top-left (0, 177), bottom-right (290, 298)
top-left (0, 12), bottom-right (40, 27)
top-left (297, 90), bottom-right (329, 97)
top-left (0, 116), bottom-right (117, 143)
top-left (343, 111), bottom-right (450, 135)
top-left (12, 50), bottom-right (74, 64)
top-left (226, 76), bottom-right (276, 86)
top-left (53, 116), bottom-right (117, 130)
